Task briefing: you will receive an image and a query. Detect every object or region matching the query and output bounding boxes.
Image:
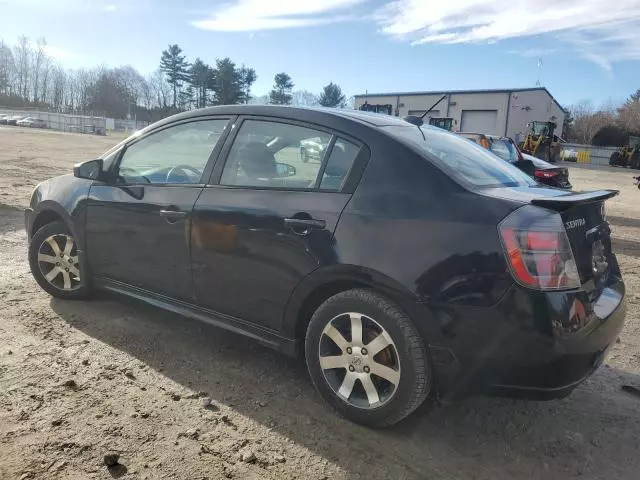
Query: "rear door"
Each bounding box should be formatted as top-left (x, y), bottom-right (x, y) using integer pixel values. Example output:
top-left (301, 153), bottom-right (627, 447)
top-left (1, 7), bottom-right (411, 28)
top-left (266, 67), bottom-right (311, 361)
top-left (190, 117), bottom-right (366, 331)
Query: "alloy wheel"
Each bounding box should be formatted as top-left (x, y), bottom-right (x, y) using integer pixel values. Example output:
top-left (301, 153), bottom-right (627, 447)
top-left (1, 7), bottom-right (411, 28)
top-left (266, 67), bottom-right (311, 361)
top-left (319, 312), bottom-right (401, 409)
top-left (37, 234), bottom-right (81, 291)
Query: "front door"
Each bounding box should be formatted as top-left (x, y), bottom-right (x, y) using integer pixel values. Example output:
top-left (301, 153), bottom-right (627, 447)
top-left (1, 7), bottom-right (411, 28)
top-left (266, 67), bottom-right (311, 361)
top-left (85, 118), bottom-right (230, 300)
top-left (191, 118), bottom-right (362, 330)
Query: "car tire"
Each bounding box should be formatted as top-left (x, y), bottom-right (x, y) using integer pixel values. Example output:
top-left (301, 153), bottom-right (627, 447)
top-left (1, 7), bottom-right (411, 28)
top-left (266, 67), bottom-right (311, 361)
top-left (609, 152), bottom-right (620, 166)
top-left (28, 221), bottom-right (91, 300)
top-left (305, 288), bottom-right (431, 427)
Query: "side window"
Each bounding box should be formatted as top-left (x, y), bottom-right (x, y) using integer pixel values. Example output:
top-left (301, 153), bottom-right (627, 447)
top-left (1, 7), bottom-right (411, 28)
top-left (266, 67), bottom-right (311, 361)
top-left (117, 119), bottom-right (229, 184)
top-left (320, 138), bottom-right (359, 191)
top-left (220, 120), bottom-right (332, 189)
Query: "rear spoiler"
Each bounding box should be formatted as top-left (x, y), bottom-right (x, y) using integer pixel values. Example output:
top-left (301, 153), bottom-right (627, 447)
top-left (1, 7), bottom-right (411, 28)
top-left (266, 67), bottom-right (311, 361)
top-left (531, 190), bottom-right (618, 211)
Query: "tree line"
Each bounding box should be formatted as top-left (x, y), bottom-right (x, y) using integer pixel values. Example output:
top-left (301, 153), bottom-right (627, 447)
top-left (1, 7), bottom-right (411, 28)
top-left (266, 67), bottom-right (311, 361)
top-left (0, 37), bottom-right (348, 122)
top-left (564, 90), bottom-right (640, 146)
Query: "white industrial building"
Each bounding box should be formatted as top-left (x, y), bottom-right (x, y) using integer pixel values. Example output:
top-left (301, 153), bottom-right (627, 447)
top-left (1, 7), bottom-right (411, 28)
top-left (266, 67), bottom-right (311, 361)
top-left (354, 87), bottom-right (566, 139)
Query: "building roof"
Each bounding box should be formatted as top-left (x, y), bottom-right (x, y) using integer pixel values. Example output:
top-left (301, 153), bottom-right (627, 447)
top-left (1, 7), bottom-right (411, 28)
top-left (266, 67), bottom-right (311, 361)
top-left (354, 87), bottom-right (567, 114)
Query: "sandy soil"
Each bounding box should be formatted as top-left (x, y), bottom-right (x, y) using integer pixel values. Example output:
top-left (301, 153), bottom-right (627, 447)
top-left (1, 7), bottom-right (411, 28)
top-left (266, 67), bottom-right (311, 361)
top-left (1, 126), bottom-right (639, 480)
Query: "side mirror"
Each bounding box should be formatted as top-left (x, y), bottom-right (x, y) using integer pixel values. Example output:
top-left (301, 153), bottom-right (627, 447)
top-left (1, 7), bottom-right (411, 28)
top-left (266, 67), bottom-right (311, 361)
top-left (275, 162), bottom-right (296, 177)
top-left (73, 158), bottom-right (104, 180)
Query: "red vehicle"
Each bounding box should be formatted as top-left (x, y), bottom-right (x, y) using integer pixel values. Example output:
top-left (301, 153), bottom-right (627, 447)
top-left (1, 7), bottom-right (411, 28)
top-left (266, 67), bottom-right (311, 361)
top-left (459, 133), bottom-right (571, 189)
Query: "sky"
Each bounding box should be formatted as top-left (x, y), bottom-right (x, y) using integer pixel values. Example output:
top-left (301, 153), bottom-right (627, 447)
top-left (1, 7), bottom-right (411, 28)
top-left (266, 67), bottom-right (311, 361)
top-left (1, 0), bottom-right (640, 107)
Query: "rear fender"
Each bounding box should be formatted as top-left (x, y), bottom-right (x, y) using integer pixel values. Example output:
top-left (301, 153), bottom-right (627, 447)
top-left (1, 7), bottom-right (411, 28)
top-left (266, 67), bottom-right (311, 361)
top-left (282, 264), bottom-right (438, 342)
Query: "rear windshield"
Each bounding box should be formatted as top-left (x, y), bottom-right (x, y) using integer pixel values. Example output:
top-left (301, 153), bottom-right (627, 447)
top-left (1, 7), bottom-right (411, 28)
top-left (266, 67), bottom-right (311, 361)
top-left (489, 138), bottom-right (520, 163)
top-left (382, 125), bottom-right (536, 188)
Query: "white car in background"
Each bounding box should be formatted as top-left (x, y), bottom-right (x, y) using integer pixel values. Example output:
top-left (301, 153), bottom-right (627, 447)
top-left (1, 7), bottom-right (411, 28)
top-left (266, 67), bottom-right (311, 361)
top-left (17, 117), bottom-right (47, 128)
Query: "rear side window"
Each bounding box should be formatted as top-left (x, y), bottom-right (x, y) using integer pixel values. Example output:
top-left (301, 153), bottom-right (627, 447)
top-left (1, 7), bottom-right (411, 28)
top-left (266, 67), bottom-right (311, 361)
top-left (320, 138), bottom-right (359, 191)
top-left (382, 125), bottom-right (536, 188)
top-left (489, 138), bottom-right (519, 163)
top-left (220, 120), bottom-right (331, 189)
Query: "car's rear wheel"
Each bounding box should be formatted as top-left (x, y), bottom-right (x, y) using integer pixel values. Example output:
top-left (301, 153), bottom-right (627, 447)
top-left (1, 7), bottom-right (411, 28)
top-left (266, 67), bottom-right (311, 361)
top-left (28, 221), bottom-right (90, 299)
top-left (305, 289), bottom-right (431, 427)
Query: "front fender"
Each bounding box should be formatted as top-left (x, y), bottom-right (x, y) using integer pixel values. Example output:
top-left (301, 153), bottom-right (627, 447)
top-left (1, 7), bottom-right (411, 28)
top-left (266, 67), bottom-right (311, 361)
top-left (27, 174), bottom-right (93, 248)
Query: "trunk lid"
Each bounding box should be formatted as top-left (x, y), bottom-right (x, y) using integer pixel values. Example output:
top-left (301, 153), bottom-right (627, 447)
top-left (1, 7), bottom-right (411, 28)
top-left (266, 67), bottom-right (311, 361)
top-left (487, 187), bottom-right (618, 298)
top-left (537, 192), bottom-right (616, 299)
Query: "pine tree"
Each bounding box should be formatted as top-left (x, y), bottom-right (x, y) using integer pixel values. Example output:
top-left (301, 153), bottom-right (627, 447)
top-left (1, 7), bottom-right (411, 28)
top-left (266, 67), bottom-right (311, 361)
top-left (238, 65), bottom-right (257, 104)
top-left (189, 58), bottom-right (211, 108)
top-left (159, 44), bottom-right (190, 108)
top-left (319, 82), bottom-right (346, 108)
top-left (211, 57), bottom-right (242, 105)
top-left (269, 73), bottom-right (294, 105)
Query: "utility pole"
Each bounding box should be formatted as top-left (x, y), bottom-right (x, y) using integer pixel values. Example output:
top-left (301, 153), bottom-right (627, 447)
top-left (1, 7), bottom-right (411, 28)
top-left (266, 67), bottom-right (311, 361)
top-left (536, 58), bottom-right (542, 86)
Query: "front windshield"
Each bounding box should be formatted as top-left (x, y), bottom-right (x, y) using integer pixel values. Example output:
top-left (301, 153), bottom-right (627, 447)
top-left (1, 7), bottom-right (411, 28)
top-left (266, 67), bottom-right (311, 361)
top-left (382, 125), bottom-right (536, 188)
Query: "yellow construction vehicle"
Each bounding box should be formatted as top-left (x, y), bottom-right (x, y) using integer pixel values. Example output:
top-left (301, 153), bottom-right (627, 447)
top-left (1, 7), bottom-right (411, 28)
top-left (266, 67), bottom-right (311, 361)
top-left (609, 137), bottom-right (640, 169)
top-left (521, 121), bottom-right (561, 163)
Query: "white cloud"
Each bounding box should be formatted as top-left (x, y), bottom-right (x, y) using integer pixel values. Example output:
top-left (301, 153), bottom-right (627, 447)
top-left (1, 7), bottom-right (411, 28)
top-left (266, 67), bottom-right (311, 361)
top-left (43, 45), bottom-right (75, 60)
top-left (377, 0), bottom-right (640, 71)
top-left (192, 0), bottom-right (368, 31)
top-left (103, 4), bottom-right (117, 11)
top-left (509, 48), bottom-right (557, 58)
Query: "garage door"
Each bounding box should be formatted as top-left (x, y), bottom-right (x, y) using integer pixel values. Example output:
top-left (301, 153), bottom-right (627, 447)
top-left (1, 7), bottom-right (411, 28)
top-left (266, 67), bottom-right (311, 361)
top-left (460, 110), bottom-right (498, 135)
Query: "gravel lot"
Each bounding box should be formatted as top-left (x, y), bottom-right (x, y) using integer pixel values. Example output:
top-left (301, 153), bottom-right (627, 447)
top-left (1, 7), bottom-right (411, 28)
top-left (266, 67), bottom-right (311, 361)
top-left (1, 126), bottom-right (639, 480)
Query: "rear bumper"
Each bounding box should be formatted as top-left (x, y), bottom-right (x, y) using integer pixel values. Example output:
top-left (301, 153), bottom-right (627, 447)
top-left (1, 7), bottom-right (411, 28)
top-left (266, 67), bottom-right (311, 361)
top-left (430, 276), bottom-right (626, 400)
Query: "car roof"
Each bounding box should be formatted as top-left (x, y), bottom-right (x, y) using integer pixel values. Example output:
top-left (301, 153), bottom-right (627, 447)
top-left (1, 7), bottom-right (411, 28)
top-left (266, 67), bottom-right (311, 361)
top-left (156, 105), bottom-right (410, 128)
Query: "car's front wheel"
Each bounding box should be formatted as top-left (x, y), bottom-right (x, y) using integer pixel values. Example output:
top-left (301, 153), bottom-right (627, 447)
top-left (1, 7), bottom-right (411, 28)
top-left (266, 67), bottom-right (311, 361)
top-left (305, 289), bottom-right (431, 427)
top-left (28, 220), bottom-right (90, 299)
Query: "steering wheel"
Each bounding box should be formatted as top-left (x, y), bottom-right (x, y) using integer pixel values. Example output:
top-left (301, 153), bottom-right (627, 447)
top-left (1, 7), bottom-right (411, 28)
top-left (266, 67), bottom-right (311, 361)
top-left (166, 164), bottom-right (202, 183)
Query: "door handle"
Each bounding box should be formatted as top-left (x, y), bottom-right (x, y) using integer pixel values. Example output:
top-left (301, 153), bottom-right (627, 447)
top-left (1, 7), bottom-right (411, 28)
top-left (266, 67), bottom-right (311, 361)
top-left (284, 218), bottom-right (326, 230)
top-left (159, 209), bottom-right (188, 221)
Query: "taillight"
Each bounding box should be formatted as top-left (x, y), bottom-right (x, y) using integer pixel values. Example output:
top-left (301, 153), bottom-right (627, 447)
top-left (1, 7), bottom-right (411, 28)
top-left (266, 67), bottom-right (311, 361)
top-left (534, 170), bottom-right (558, 179)
top-left (499, 206), bottom-right (580, 290)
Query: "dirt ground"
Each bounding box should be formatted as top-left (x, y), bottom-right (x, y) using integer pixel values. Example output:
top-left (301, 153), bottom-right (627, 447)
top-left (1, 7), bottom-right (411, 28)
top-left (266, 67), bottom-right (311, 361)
top-left (1, 126), bottom-right (639, 480)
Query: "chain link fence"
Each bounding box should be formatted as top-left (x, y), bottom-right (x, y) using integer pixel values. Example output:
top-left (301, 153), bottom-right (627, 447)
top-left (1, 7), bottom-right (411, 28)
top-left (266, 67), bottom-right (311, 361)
top-left (0, 107), bottom-right (107, 135)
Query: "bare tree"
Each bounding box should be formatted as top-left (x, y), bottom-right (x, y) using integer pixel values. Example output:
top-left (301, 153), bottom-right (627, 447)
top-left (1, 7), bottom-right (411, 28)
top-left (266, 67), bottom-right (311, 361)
top-left (50, 65), bottom-right (66, 111)
top-left (31, 37), bottom-right (46, 103)
top-left (0, 41), bottom-right (14, 96)
top-left (618, 94), bottom-right (640, 134)
top-left (149, 69), bottom-right (171, 108)
top-left (140, 74), bottom-right (155, 109)
top-left (291, 90), bottom-right (319, 107)
top-left (569, 100), bottom-right (616, 144)
top-left (13, 36), bottom-right (31, 100)
top-left (39, 54), bottom-right (51, 104)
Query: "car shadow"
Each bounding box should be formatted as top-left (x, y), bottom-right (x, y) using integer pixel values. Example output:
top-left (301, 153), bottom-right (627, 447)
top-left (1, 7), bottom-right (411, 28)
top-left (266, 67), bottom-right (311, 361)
top-left (607, 215), bottom-right (640, 229)
top-left (612, 237), bottom-right (640, 259)
top-left (0, 204), bottom-right (25, 235)
top-left (50, 295), bottom-right (640, 479)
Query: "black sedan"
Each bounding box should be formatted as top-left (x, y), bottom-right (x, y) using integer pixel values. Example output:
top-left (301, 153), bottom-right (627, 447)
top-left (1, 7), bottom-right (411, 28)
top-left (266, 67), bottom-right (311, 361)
top-left (26, 106), bottom-right (625, 426)
top-left (521, 152), bottom-right (572, 189)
